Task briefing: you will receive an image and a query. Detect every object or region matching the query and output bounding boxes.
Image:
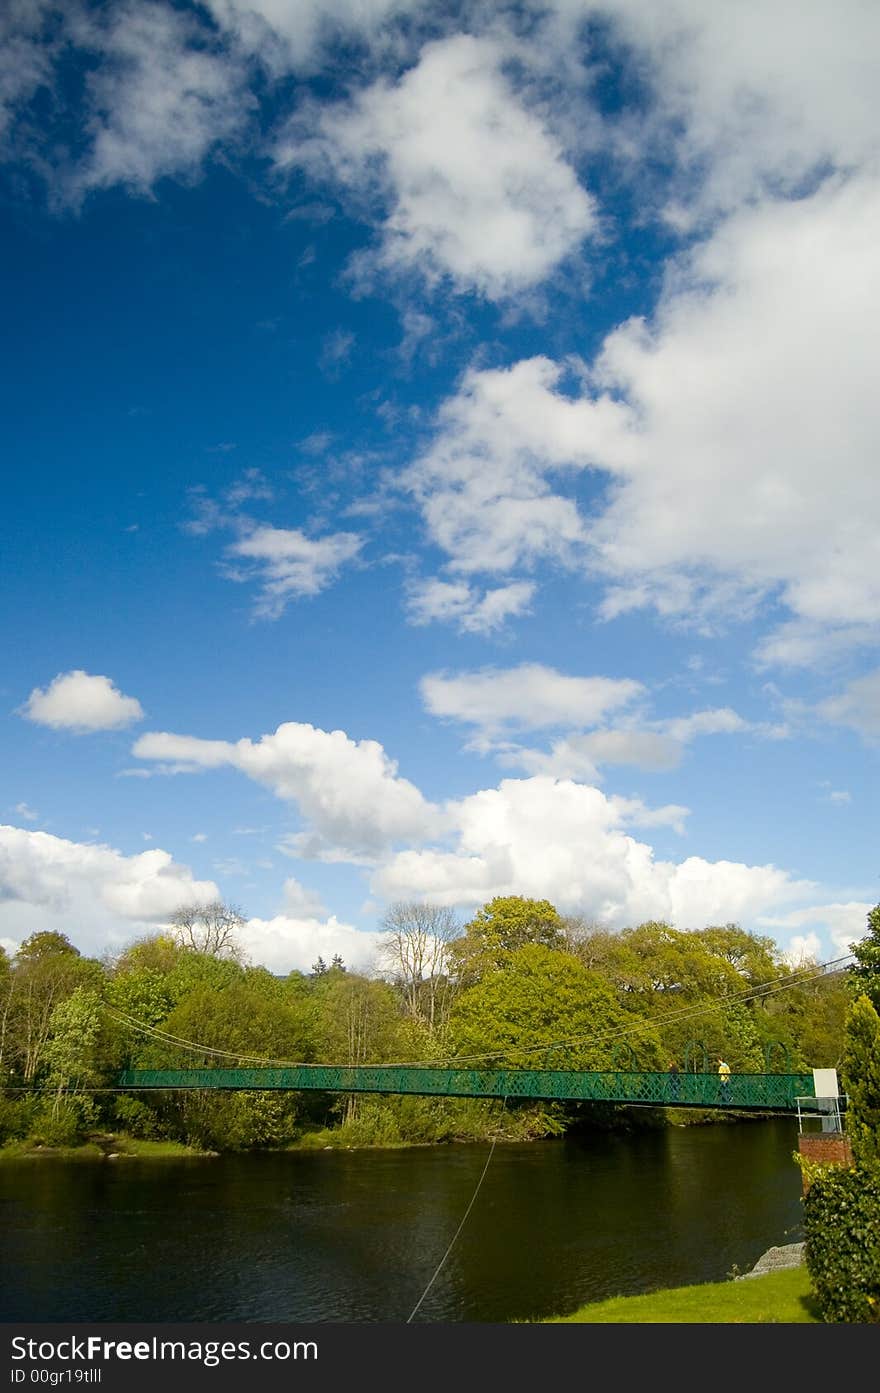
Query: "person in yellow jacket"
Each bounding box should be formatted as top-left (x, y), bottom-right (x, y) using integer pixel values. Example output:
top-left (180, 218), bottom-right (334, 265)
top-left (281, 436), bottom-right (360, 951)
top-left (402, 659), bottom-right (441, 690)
top-left (717, 1057), bottom-right (731, 1102)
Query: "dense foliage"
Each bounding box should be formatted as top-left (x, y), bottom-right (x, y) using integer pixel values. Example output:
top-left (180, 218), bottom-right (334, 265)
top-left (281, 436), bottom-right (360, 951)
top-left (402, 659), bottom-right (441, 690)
top-left (801, 975), bottom-right (880, 1324)
top-left (803, 1164), bottom-right (880, 1323)
top-left (0, 895), bottom-right (854, 1153)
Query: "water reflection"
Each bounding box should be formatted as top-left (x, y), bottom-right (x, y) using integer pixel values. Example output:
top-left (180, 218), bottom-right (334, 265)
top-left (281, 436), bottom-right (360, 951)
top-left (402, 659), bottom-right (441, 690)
top-left (0, 1119), bottom-right (804, 1322)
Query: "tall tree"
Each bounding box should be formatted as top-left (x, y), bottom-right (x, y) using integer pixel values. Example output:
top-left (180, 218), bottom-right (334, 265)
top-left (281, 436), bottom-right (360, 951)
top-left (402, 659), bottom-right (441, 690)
top-left (450, 943), bottom-right (664, 1071)
top-left (0, 945), bottom-right (12, 1072)
top-left (450, 896), bottom-right (565, 984)
top-left (44, 987), bottom-right (104, 1119)
top-left (8, 932), bottom-right (103, 1082)
top-left (849, 904), bottom-right (880, 1011)
top-left (841, 994), bottom-right (880, 1167)
top-left (379, 901), bottom-right (458, 1030)
top-left (170, 901), bottom-right (245, 958)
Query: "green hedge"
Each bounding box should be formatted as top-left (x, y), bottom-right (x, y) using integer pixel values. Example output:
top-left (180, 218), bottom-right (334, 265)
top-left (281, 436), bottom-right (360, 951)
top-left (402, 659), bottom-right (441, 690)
top-left (804, 1163), bottom-right (880, 1323)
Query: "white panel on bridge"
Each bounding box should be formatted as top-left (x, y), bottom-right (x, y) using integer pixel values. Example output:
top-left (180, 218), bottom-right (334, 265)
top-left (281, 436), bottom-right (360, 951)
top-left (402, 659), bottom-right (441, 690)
top-left (812, 1067), bottom-right (839, 1097)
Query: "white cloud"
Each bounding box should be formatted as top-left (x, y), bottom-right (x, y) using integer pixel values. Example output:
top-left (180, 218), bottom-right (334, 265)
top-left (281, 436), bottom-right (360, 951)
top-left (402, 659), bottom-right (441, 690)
top-left (14, 803), bottom-right (38, 822)
top-left (421, 663), bottom-right (643, 735)
top-left (0, 825), bottom-right (219, 958)
top-left (409, 171), bottom-right (880, 659)
top-left (405, 578), bottom-right (535, 634)
top-left (21, 670), bottom-right (144, 733)
top-left (0, 0), bottom-right (53, 145)
top-left (497, 708), bottom-right (771, 780)
top-left (402, 356), bottom-right (599, 575)
top-left (819, 669), bottom-right (880, 742)
top-left (583, 176), bottom-right (880, 648)
top-left (240, 913), bottom-right (383, 976)
top-left (226, 524), bottom-right (364, 617)
top-left (206, 0), bottom-right (416, 75)
top-left (279, 33), bottom-right (596, 298)
top-left (373, 775), bottom-right (815, 934)
top-left (753, 621), bottom-right (880, 670)
top-left (419, 665), bottom-right (772, 778)
top-left (280, 876), bottom-right (326, 917)
top-left (498, 729), bottom-right (682, 782)
top-left (588, 0), bottom-right (880, 219)
top-left (758, 902), bottom-right (872, 959)
top-left (608, 795), bottom-right (691, 837)
top-left (67, 1), bottom-right (250, 204)
top-left (780, 934), bottom-right (823, 969)
top-left (661, 708), bottom-right (747, 742)
top-left (132, 722), bottom-right (445, 860)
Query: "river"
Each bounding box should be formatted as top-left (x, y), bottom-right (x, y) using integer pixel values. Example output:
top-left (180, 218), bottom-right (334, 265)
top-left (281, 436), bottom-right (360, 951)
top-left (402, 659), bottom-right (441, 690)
top-left (0, 1118), bottom-right (804, 1323)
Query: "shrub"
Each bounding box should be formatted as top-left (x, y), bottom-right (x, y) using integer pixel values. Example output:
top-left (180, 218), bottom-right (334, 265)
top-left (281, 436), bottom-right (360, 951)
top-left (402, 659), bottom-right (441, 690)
top-left (0, 1095), bottom-right (39, 1144)
top-left (803, 1163), bottom-right (880, 1323)
top-left (30, 1097), bottom-right (96, 1147)
top-left (114, 1094), bottom-right (162, 1140)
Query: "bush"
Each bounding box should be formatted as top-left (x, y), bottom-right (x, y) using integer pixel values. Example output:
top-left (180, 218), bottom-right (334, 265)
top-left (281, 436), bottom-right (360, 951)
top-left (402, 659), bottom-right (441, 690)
top-left (114, 1094), bottom-right (162, 1140)
top-left (30, 1096), bottom-right (96, 1147)
top-left (0, 1095), bottom-right (39, 1144)
top-left (804, 1163), bottom-right (880, 1323)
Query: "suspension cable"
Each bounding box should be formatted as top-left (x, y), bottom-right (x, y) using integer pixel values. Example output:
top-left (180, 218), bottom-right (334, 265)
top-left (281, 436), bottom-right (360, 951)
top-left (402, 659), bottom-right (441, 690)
top-left (406, 1102), bottom-right (506, 1323)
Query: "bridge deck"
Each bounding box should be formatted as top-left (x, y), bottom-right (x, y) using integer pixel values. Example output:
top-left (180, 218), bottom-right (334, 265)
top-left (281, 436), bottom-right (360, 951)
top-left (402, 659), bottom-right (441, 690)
top-left (118, 1067), bottom-right (815, 1110)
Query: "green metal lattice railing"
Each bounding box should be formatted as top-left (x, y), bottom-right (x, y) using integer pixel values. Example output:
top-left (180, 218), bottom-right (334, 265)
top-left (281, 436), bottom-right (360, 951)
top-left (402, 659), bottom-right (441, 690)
top-left (117, 1066), bottom-right (815, 1110)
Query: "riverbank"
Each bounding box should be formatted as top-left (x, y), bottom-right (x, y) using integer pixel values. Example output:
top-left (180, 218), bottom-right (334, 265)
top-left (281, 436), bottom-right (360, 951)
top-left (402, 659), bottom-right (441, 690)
top-left (544, 1263), bottom-right (819, 1323)
top-left (0, 1135), bottom-right (211, 1160)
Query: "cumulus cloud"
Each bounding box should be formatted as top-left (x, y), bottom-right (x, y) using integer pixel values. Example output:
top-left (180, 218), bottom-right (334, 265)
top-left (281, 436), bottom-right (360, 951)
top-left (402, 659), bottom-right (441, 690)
top-left (0, 825), bottom-right (219, 958)
top-left (278, 33), bottom-right (596, 298)
top-left (205, 0), bottom-right (417, 75)
top-left (818, 669), bottom-right (880, 742)
top-left (405, 171), bottom-right (880, 661)
top-left (421, 663), bottom-right (644, 736)
top-left (405, 578), bottom-right (535, 634)
top-left (588, 0), bottom-right (880, 219)
top-left (65, 0), bottom-right (251, 205)
top-left (372, 775), bottom-right (816, 935)
top-left (402, 356), bottom-right (600, 575)
top-left (226, 524), bottom-right (364, 617)
top-left (132, 722), bottom-right (445, 860)
top-left (240, 913), bottom-right (383, 975)
top-left (758, 901), bottom-right (873, 959)
top-left (498, 729), bottom-right (682, 782)
top-left (0, 0), bottom-right (53, 146)
top-left (21, 670), bottom-right (144, 733)
top-left (583, 176), bottom-right (880, 649)
top-left (420, 665), bottom-right (771, 778)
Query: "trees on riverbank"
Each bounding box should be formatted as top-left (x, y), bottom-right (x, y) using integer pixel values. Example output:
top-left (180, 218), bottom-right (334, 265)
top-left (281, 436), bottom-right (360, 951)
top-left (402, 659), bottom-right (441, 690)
top-left (0, 894), bottom-right (861, 1152)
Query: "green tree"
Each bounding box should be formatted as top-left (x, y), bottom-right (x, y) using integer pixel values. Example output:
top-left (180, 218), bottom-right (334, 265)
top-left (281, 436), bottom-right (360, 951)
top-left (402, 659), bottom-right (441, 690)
top-left (310, 970), bottom-right (402, 1127)
top-left (849, 904), bottom-right (880, 1011)
top-left (841, 994), bottom-right (880, 1167)
top-left (43, 987), bottom-right (104, 1115)
top-left (450, 896), bottom-right (565, 984)
top-left (8, 932), bottom-right (104, 1082)
top-left (450, 943), bottom-right (663, 1070)
top-left (0, 945), bottom-right (12, 1073)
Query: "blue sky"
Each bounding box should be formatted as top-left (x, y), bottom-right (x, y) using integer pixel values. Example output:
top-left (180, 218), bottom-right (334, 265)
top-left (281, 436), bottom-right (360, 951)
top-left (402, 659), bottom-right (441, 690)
top-left (2, 0), bottom-right (878, 974)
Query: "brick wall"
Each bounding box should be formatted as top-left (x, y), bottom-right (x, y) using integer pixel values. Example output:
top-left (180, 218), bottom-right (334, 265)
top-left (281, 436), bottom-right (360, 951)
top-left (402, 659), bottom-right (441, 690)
top-left (797, 1134), bottom-right (853, 1193)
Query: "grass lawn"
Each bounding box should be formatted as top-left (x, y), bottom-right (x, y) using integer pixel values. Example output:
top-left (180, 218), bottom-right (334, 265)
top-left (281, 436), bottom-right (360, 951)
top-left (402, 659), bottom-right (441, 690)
top-left (546, 1266), bottom-right (821, 1323)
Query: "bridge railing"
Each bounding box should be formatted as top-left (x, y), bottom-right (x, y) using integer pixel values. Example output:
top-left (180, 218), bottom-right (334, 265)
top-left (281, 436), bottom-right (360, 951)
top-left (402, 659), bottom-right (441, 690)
top-left (118, 1066), bottom-right (815, 1109)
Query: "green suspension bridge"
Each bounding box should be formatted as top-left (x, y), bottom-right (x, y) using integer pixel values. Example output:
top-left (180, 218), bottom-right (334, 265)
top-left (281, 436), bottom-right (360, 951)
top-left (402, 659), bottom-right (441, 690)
top-left (117, 1064), bottom-right (816, 1111)
top-left (110, 958), bottom-right (851, 1114)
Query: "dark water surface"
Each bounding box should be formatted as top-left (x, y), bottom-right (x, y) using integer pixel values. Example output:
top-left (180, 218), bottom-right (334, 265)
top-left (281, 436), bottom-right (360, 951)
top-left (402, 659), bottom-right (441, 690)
top-left (0, 1119), bottom-right (804, 1323)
